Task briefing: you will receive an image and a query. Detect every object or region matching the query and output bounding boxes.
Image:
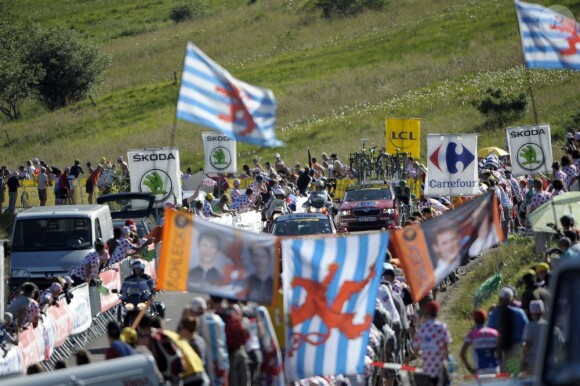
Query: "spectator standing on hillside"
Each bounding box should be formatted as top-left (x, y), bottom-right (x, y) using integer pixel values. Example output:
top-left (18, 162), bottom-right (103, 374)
top-left (460, 309), bottom-right (501, 376)
top-left (57, 167), bottom-right (71, 205)
top-left (86, 164), bottom-right (103, 204)
top-left (37, 167), bottom-right (49, 206)
top-left (5, 171), bottom-right (20, 213)
top-left (488, 287), bottom-right (529, 373)
top-left (117, 156), bottom-right (130, 177)
top-left (70, 159), bottom-right (84, 179)
top-left (413, 300), bottom-right (451, 386)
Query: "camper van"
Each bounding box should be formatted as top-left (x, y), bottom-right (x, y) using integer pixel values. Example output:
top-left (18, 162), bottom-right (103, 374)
top-left (9, 205), bottom-right (114, 290)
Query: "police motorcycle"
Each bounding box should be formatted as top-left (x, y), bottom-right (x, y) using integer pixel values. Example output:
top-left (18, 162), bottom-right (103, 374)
top-left (117, 260), bottom-right (165, 327)
top-left (263, 188), bottom-right (290, 233)
top-left (303, 180), bottom-right (334, 215)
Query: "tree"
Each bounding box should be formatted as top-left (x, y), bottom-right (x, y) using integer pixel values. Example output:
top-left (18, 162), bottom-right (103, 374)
top-left (0, 11), bottom-right (44, 120)
top-left (27, 27), bottom-right (110, 111)
top-left (471, 88), bottom-right (527, 129)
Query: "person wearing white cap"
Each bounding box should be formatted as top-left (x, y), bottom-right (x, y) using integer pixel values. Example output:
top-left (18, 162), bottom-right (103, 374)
top-left (109, 226), bottom-right (141, 265)
top-left (231, 180), bottom-right (242, 202)
top-left (488, 287), bottom-right (529, 372)
top-left (521, 300), bottom-right (549, 375)
top-left (274, 153), bottom-right (285, 174)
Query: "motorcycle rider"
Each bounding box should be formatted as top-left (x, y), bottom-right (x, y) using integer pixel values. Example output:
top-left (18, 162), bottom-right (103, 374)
top-left (305, 179), bottom-right (332, 212)
top-left (265, 189), bottom-right (290, 220)
top-left (122, 260), bottom-right (155, 295)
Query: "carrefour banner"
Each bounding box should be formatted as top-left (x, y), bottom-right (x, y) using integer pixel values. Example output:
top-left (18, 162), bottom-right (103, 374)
top-left (158, 210), bottom-right (279, 306)
top-left (128, 147), bottom-right (182, 207)
top-left (202, 132), bottom-right (237, 174)
top-left (507, 124), bottom-right (552, 177)
top-left (425, 134), bottom-right (479, 197)
top-left (385, 118), bottom-right (421, 158)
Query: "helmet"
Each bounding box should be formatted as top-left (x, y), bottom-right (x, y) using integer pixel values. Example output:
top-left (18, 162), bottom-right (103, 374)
top-left (399, 180), bottom-right (406, 186)
top-left (274, 188), bottom-right (285, 197)
top-left (315, 180), bottom-right (325, 188)
top-left (131, 260), bottom-right (145, 272)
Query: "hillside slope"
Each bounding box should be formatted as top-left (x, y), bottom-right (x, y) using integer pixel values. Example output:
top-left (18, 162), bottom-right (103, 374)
top-left (2, 0), bottom-right (579, 168)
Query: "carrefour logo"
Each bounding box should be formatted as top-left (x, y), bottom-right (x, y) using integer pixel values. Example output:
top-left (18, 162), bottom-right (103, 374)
top-left (429, 142), bottom-right (475, 174)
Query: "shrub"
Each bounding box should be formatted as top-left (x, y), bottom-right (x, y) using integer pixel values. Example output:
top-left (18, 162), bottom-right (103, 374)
top-left (471, 88), bottom-right (527, 129)
top-left (170, 0), bottom-right (207, 23)
top-left (306, 0), bottom-right (387, 18)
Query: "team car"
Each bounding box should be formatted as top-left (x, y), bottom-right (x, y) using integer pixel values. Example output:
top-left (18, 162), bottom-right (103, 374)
top-left (334, 181), bottom-right (399, 232)
top-left (270, 213), bottom-right (337, 237)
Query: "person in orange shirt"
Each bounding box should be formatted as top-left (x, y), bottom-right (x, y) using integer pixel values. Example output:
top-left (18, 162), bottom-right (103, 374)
top-left (86, 164), bottom-right (103, 204)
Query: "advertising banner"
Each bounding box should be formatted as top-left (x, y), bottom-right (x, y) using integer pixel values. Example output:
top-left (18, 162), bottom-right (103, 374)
top-left (158, 211), bottom-right (279, 306)
top-left (385, 118), bottom-right (421, 158)
top-left (282, 232), bottom-right (389, 380)
top-left (127, 147), bottom-right (182, 207)
top-left (507, 124), bottom-right (553, 177)
top-left (202, 132), bottom-right (237, 174)
top-left (390, 193), bottom-right (502, 302)
top-left (69, 284), bottom-right (93, 335)
top-left (425, 134), bottom-right (479, 197)
top-left (99, 264), bottom-right (123, 313)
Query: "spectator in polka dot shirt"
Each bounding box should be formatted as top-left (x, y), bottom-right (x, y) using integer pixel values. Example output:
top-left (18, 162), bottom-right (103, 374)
top-left (413, 300), bottom-right (452, 385)
top-left (527, 179), bottom-right (553, 215)
top-left (231, 179), bottom-right (242, 202)
top-left (230, 188), bottom-right (257, 213)
top-left (202, 193), bottom-right (221, 218)
top-left (561, 155), bottom-right (578, 190)
top-left (109, 226), bottom-right (140, 265)
top-left (71, 240), bottom-right (110, 284)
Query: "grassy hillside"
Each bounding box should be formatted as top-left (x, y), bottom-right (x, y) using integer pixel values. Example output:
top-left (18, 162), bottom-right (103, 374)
top-left (1, 0), bottom-right (579, 169)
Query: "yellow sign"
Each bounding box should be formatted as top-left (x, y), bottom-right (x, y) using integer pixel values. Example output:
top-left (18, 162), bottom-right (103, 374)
top-left (385, 118), bottom-right (421, 158)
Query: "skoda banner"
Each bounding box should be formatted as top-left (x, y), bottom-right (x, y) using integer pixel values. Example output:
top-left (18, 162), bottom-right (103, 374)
top-left (425, 134), bottom-right (479, 197)
top-left (127, 147), bottom-right (182, 207)
top-left (506, 124), bottom-right (552, 177)
top-left (385, 118), bottom-right (421, 158)
top-left (202, 132), bottom-right (237, 174)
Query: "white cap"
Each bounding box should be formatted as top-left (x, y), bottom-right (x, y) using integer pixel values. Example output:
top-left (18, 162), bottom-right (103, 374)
top-left (50, 282), bottom-right (63, 293)
top-left (64, 276), bottom-right (74, 284)
top-left (274, 153), bottom-right (281, 158)
top-left (499, 287), bottom-right (514, 300)
top-left (121, 226), bottom-right (131, 236)
top-left (529, 299), bottom-right (544, 314)
top-left (188, 297), bottom-right (207, 314)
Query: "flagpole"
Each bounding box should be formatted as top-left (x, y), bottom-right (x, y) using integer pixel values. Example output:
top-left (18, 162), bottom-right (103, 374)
top-left (171, 45), bottom-right (189, 148)
top-left (514, 1), bottom-right (560, 239)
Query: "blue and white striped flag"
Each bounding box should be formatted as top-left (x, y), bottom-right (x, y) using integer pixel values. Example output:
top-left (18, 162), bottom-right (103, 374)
top-left (282, 233), bottom-right (389, 380)
top-left (176, 42), bottom-right (283, 147)
top-left (515, 1), bottom-right (580, 70)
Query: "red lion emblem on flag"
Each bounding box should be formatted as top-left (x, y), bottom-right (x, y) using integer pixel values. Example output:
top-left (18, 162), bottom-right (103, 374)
top-left (287, 263), bottom-right (374, 357)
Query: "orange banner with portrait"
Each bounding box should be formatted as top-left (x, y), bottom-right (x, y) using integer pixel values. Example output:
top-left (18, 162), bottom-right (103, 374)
top-left (158, 210), bottom-right (280, 306)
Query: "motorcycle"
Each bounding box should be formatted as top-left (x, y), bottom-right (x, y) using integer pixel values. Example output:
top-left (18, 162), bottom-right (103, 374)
top-left (117, 278), bottom-right (165, 327)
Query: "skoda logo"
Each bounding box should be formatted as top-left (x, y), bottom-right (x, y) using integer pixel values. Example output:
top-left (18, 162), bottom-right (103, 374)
top-left (139, 169), bottom-right (173, 204)
top-left (516, 143), bottom-right (544, 172)
top-left (210, 146), bottom-right (232, 171)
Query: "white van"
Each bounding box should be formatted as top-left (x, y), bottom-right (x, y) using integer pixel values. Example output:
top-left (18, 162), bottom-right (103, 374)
top-left (0, 354), bottom-right (163, 386)
top-left (9, 205), bottom-right (114, 291)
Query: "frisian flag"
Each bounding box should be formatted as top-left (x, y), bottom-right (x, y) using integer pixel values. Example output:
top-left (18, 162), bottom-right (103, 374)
top-left (176, 42), bottom-right (283, 147)
top-left (281, 232), bottom-right (389, 380)
top-left (514, 1), bottom-right (580, 70)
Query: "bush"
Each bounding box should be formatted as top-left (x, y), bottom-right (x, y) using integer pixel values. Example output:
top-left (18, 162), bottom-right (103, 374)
top-left (170, 0), bottom-right (207, 23)
top-left (306, 0), bottom-right (387, 18)
top-left (471, 88), bottom-right (527, 129)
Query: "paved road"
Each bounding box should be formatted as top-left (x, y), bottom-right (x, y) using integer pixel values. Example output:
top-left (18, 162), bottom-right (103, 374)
top-left (67, 291), bottom-right (193, 365)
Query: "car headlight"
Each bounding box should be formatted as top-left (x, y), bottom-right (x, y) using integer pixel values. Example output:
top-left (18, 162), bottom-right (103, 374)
top-left (137, 302), bottom-right (147, 311)
top-left (339, 210), bottom-right (351, 216)
top-left (382, 209), bottom-right (396, 214)
top-left (11, 269), bottom-right (30, 278)
top-left (124, 303), bottom-right (135, 311)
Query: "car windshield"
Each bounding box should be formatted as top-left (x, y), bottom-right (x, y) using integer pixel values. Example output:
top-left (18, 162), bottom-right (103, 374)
top-left (344, 188), bottom-right (391, 201)
top-left (272, 218), bottom-right (332, 236)
top-left (12, 218), bottom-right (92, 251)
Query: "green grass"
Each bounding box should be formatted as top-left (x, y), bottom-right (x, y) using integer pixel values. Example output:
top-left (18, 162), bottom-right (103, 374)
top-left (2, 0), bottom-right (579, 170)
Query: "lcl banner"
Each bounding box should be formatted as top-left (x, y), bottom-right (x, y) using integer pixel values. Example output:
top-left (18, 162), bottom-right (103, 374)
top-left (127, 147), bottom-right (182, 207)
top-left (202, 132), bottom-right (237, 174)
top-left (425, 134), bottom-right (479, 197)
top-left (385, 118), bottom-right (421, 158)
top-left (506, 124), bottom-right (552, 177)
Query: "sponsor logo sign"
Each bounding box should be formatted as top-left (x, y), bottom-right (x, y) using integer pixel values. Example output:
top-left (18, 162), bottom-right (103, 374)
top-left (202, 132), bottom-right (237, 173)
top-left (506, 124), bottom-right (552, 177)
top-left (425, 134), bottom-right (479, 197)
top-left (128, 148), bottom-right (182, 207)
top-left (385, 118), bottom-right (421, 158)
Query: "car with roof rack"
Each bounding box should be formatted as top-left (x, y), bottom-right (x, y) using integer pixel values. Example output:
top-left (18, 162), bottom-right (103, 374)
top-left (334, 180), bottom-right (399, 232)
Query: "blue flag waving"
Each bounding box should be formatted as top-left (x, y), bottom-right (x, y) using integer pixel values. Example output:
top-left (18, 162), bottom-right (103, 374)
top-left (176, 42), bottom-right (283, 147)
top-left (282, 233), bottom-right (389, 380)
top-left (515, 1), bottom-right (580, 70)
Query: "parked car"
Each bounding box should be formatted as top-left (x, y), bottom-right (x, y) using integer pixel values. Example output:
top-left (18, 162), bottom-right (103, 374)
top-left (334, 181), bottom-right (399, 233)
top-left (97, 192), bottom-right (156, 238)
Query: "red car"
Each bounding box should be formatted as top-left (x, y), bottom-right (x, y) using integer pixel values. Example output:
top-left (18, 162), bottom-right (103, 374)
top-left (335, 182), bottom-right (399, 232)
